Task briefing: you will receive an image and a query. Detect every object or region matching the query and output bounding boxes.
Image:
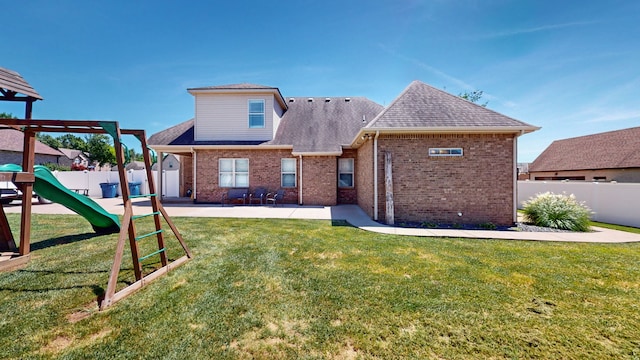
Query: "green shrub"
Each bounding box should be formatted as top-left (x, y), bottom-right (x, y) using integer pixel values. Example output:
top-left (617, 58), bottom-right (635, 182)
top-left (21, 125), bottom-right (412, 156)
top-left (478, 222), bottom-right (497, 230)
top-left (522, 192), bottom-right (592, 232)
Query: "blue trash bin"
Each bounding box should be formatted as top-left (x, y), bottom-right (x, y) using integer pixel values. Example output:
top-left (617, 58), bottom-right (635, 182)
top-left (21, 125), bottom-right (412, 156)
top-left (99, 183), bottom-right (118, 198)
top-left (128, 182), bottom-right (142, 196)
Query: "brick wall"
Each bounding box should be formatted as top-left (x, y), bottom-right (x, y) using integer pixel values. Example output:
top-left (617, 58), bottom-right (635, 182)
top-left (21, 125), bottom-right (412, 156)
top-left (301, 156), bottom-right (337, 205)
top-left (356, 140), bottom-right (374, 217)
top-left (195, 149), bottom-right (298, 204)
top-left (337, 149), bottom-right (358, 204)
top-left (376, 133), bottom-right (515, 226)
top-left (181, 154), bottom-right (193, 198)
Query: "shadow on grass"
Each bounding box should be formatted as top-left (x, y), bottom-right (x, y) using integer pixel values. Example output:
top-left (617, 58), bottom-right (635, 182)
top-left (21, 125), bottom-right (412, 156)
top-left (30, 232), bottom-right (102, 251)
top-left (331, 219), bottom-right (353, 227)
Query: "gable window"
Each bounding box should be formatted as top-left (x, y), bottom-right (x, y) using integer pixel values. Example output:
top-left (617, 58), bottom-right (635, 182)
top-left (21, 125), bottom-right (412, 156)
top-left (338, 158), bottom-right (354, 188)
top-left (248, 99), bottom-right (265, 128)
top-left (219, 159), bottom-right (249, 187)
top-left (429, 148), bottom-right (463, 157)
top-left (281, 158), bottom-right (297, 187)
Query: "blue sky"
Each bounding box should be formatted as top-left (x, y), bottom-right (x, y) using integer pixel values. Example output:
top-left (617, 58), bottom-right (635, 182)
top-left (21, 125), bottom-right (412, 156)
top-left (3, 0), bottom-right (639, 162)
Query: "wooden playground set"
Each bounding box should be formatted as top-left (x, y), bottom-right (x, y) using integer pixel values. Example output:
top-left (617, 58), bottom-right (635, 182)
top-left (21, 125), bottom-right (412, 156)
top-left (0, 66), bottom-right (192, 310)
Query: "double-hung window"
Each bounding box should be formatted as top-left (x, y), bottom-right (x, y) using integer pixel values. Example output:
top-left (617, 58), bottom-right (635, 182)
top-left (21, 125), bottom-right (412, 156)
top-left (338, 158), bottom-right (354, 188)
top-left (248, 99), bottom-right (265, 128)
top-left (219, 159), bottom-right (249, 187)
top-left (281, 158), bottom-right (296, 188)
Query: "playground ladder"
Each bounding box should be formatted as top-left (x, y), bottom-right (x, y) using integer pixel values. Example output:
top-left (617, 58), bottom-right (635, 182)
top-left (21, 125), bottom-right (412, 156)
top-left (100, 125), bottom-right (192, 310)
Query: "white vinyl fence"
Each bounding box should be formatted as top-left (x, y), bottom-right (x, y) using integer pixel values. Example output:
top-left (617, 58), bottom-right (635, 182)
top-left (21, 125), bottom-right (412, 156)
top-left (53, 170), bottom-right (180, 198)
top-left (518, 181), bottom-right (640, 228)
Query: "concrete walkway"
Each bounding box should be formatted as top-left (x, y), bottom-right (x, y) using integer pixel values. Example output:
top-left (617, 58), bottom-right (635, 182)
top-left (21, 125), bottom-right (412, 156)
top-left (4, 197), bottom-right (640, 243)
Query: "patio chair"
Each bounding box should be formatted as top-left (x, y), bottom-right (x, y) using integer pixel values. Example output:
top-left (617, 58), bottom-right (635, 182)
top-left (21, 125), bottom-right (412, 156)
top-left (249, 187), bottom-right (268, 205)
top-left (221, 188), bottom-right (249, 206)
top-left (266, 189), bottom-right (285, 206)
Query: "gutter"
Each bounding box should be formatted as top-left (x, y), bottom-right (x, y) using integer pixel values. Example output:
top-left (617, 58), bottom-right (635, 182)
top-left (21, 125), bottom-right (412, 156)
top-left (298, 155), bottom-right (303, 205)
top-left (373, 131), bottom-right (380, 221)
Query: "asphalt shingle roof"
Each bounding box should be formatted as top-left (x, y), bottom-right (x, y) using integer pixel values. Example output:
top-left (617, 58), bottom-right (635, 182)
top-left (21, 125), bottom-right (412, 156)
top-left (187, 83), bottom-right (278, 91)
top-left (530, 126), bottom-right (640, 172)
top-left (0, 126), bottom-right (63, 156)
top-left (268, 97), bottom-right (384, 153)
top-left (366, 80), bottom-right (536, 129)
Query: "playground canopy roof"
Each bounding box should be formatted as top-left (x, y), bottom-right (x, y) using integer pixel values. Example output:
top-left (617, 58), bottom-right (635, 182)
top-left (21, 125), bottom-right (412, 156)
top-left (0, 66), bottom-right (42, 100)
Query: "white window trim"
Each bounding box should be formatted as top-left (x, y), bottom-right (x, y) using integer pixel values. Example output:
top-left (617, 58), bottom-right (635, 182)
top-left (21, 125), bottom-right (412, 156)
top-left (338, 158), bottom-right (355, 188)
top-left (428, 148), bottom-right (463, 157)
top-left (248, 99), bottom-right (265, 129)
top-left (219, 158), bottom-right (249, 188)
top-left (281, 158), bottom-right (297, 188)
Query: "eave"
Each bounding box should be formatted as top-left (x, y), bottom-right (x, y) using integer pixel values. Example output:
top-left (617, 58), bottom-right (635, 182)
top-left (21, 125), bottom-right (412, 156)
top-left (350, 125), bottom-right (541, 148)
top-left (187, 88), bottom-right (288, 110)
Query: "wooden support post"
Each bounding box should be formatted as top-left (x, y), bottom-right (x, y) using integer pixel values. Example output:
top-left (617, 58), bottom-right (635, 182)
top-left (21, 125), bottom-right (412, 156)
top-left (385, 151), bottom-right (394, 225)
top-left (19, 130), bottom-right (36, 256)
top-left (0, 203), bottom-right (17, 251)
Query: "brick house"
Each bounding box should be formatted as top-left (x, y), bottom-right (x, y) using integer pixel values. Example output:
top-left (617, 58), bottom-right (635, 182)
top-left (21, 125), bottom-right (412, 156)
top-left (0, 126), bottom-right (64, 165)
top-left (529, 126), bottom-right (640, 183)
top-left (149, 81), bottom-right (538, 225)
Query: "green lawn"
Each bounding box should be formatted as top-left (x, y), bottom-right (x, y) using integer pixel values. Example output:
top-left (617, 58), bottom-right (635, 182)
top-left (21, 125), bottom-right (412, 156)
top-left (1, 214), bottom-right (639, 359)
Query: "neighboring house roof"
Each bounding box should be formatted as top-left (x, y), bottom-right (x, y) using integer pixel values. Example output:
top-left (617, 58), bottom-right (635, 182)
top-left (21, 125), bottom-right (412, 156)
top-left (125, 161), bottom-right (146, 170)
top-left (269, 97), bottom-right (384, 154)
top-left (529, 126), bottom-right (640, 172)
top-left (58, 148), bottom-right (89, 160)
top-left (365, 81), bottom-right (537, 132)
top-left (0, 126), bottom-right (63, 156)
top-left (0, 66), bottom-right (43, 100)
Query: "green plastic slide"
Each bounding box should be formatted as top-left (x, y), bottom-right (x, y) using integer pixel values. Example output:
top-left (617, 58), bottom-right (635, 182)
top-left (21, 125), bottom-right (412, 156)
top-left (0, 164), bottom-right (120, 234)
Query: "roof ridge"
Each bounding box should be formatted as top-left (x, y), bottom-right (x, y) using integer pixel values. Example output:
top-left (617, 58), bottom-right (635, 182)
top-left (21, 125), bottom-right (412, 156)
top-left (365, 80), bottom-right (419, 128)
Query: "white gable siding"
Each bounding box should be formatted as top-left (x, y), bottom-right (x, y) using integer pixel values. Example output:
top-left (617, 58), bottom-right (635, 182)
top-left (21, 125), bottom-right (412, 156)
top-left (195, 94), bottom-right (275, 141)
top-left (272, 99), bottom-right (285, 136)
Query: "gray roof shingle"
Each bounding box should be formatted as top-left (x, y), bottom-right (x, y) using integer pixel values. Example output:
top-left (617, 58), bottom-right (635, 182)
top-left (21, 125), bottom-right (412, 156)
top-left (187, 83), bottom-right (278, 91)
top-left (268, 97), bottom-right (384, 153)
top-left (0, 126), bottom-right (63, 156)
top-left (0, 66), bottom-right (43, 100)
top-left (530, 127), bottom-right (640, 172)
top-left (148, 119), bottom-right (194, 146)
top-left (366, 80), bottom-right (536, 130)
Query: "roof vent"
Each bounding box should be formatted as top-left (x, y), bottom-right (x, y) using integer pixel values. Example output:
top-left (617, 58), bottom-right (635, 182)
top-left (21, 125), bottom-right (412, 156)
top-left (362, 115), bottom-right (366, 123)
top-left (325, 98), bottom-right (331, 102)
top-left (307, 98), bottom-right (313, 102)
top-left (289, 98), bottom-right (295, 102)
top-left (345, 97), bottom-right (351, 102)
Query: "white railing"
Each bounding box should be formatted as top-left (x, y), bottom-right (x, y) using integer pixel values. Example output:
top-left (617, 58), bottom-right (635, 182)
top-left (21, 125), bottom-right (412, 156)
top-left (518, 181), bottom-right (640, 228)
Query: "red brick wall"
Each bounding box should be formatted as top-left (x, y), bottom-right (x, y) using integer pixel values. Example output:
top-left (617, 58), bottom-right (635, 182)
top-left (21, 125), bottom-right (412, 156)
top-left (356, 140), bottom-right (374, 216)
top-left (376, 134), bottom-right (515, 226)
top-left (337, 149), bottom-right (358, 204)
top-left (301, 156), bottom-right (337, 205)
top-left (195, 149), bottom-right (298, 204)
top-left (181, 154), bottom-right (194, 198)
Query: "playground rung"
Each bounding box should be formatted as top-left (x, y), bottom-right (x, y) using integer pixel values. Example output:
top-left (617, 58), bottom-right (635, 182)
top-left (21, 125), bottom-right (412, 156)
top-left (129, 193), bottom-right (157, 199)
top-left (132, 211), bottom-right (161, 220)
top-left (138, 248), bottom-right (166, 262)
top-left (135, 229), bottom-right (164, 241)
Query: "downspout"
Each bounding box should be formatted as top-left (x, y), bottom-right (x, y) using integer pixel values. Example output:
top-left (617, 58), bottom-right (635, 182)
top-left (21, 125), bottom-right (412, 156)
top-left (373, 131), bottom-right (380, 221)
top-left (298, 155), bottom-right (303, 205)
top-left (191, 147), bottom-right (196, 202)
top-left (513, 131), bottom-right (523, 223)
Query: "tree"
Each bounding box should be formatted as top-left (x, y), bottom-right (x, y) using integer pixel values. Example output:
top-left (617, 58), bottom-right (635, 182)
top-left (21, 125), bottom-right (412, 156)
top-left (36, 133), bottom-right (62, 149)
top-left (459, 90), bottom-right (488, 107)
top-left (0, 112), bottom-right (16, 119)
top-left (58, 134), bottom-right (88, 152)
top-left (86, 134), bottom-right (116, 166)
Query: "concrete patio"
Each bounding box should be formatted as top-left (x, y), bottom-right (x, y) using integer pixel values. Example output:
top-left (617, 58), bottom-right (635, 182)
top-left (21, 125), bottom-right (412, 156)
top-left (4, 197), bottom-right (640, 243)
